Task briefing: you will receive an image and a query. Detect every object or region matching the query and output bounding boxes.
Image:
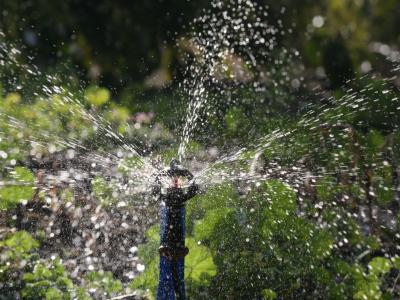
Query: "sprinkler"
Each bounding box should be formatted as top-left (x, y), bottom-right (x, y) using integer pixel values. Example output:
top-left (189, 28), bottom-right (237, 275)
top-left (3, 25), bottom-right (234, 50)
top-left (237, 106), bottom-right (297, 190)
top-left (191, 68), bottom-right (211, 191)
top-left (154, 159), bottom-right (198, 300)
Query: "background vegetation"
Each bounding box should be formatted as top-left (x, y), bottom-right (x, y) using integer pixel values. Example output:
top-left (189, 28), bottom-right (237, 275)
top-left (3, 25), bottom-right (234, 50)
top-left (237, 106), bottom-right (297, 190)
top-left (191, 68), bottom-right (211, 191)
top-left (0, 0), bottom-right (399, 299)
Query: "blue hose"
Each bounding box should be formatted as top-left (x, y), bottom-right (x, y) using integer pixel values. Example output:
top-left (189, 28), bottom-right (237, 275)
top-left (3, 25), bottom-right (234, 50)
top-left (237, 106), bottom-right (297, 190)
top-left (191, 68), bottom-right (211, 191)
top-left (157, 205), bottom-right (186, 300)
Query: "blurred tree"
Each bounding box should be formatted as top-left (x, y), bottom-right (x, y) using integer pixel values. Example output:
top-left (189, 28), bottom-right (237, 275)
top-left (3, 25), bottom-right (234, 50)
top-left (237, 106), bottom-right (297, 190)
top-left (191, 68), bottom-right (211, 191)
top-left (322, 37), bottom-right (354, 88)
top-left (0, 0), bottom-right (208, 89)
top-left (1, 0), bottom-right (399, 96)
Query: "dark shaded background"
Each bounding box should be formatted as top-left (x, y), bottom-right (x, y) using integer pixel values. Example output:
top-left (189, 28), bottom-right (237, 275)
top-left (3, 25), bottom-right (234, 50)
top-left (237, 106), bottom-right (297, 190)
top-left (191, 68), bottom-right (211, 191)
top-left (1, 0), bottom-right (399, 95)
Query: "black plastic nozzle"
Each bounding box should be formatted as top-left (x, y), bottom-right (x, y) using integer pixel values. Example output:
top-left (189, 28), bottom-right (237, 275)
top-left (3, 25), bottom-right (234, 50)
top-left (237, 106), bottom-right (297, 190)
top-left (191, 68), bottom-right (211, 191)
top-left (167, 159), bottom-right (193, 180)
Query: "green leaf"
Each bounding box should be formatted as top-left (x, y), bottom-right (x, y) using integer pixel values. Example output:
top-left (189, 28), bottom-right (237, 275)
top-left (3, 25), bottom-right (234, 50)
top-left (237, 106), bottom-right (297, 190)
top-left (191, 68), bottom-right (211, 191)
top-left (193, 208), bottom-right (231, 241)
top-left (353, 281), bottom-right (382, 300)
top-left (262, 288), bottom-right (277, 300)
top-left (0, 167), bottom-right (35, 209)
top-left (185, 237), bottom-right (216, 283)
top-left (85, 270), bottom-right (122, 296)
top-left (310, 230), bottom-right (333, 259)
top-left (392, 257), bottom-right (400, 270)
top-left (368, 257), bottom-right (391, 276)
top-left (195, 184), bottom-right (237, 212)
top-left (75, 287), bottom-right (92, 300)
top-left (145, 224), bottom-right (160, 242)
top-left (4, 231), bottom-right (39, 253)
top-left (315, 176), bottom-right (338, 201)
top-left (92, 176), bottom-right (116, 206)
top-left (129, 259), bottom-right (159, 295)
top-left (106, 105), bottom-right (130, 123)
top-left (257, 179), bottom-right (296, 218)
top-left (225, 107), bottom-right (246, 133)
top-left (45, 287), bottom-right (63, 300)
top-left (85, 86), bottom-right (110, 106)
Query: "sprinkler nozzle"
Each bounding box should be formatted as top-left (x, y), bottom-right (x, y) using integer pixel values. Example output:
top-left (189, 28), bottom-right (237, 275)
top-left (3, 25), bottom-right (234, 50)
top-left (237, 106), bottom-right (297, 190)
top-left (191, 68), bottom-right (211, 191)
top-left (167, 158), bottom-right (193, 180)
top-left (169, 158), bottom-right (181, 170)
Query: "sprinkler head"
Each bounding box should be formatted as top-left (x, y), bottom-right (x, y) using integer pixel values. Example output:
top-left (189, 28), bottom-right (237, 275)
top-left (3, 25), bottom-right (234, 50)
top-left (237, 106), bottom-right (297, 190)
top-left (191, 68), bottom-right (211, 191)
top-left (169, 158), bottom-right (181, 171)
top-left (167, 158), bottom-right (194, 181)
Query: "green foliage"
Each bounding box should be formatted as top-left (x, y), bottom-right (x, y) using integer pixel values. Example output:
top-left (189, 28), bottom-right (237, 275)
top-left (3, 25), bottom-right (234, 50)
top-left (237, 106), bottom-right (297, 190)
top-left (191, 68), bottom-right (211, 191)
top-left (0, 232), bottom-right (37, 298)
top-left (0, 167), bottom-right (35, 209)
top-left (1, 1), bottom-right (400, 298)
top-left (0, 231), bottom-right (40, 289)
top-left (193, 208), bottom-right (231, 241)
top-left (352, 257), bottom-right (393, 300)
top-left (262, 289), bottom-right (277, 300)
top-left (129, 258), bottom-right (159, 296)
top-left (316, 176), bottom-right (339, 201)
top-left (2, 230), bottom-right (39, 254)
top-left (106, 105), bottom-right (130, 124)
top-left (131, 224), bottom-right (216, 295)
top-left (85, 270), bottom-right (123, 297)
top-left (22, 258), bottom-right (74, 299)
top-left (160, 146), bottom-right (179, 165)
top-left (21, 257), bottom-right (92, 300)
top-left (135, 181), bottom-right (347, 299)
top-left (158, 141), bottom-right (201, 164)
top-left (0, 231), bottom-right (91, 300)
top-left (225, 107), bottom-right (246, 134)
top-left (85, 86), bottom-right (111, 106)
top-left (60, 188), bottom-right (74, 203)
top-left (129, 224), bottom-right (160, 294)
top-left (92, 176), bottom-right (116, 207)
top-left (374, 164), bottom-right (394, 206)
top-left (184, 238), bottom-right (216, 283)
top-left (197, 181), bottom-right (334, 298)
top-left (134, 169), bottom-right (399, 298)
